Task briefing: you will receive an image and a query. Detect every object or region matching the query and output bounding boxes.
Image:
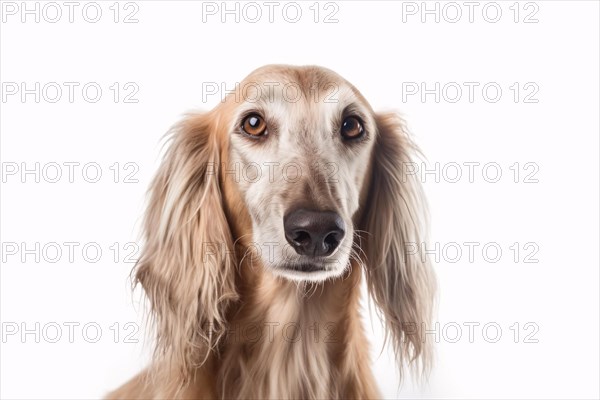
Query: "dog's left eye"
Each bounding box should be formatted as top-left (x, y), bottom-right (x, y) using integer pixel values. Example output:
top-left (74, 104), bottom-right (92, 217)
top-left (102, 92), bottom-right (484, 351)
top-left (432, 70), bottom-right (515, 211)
top-left (241, 114), bottom-right (267, 137)
top-left (341, 116), bottom-right (364, 139)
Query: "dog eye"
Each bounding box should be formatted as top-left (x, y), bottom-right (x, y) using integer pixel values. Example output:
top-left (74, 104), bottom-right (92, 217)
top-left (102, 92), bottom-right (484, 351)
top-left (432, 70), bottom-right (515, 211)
top-left (241, 114), bottom-right (267, 137)
top-left (341, 116), bottom-right (364, 139)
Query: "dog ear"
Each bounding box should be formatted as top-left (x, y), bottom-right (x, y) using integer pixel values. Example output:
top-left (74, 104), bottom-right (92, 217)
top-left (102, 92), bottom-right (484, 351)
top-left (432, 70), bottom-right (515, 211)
top-left (360, 112), bottom-right (436, 378)
top-left (133, 112), bottom-right (238, 387)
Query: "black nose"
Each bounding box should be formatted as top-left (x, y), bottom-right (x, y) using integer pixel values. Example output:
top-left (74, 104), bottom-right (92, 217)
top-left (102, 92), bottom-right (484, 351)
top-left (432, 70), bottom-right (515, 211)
top-left (284, 209), bottom-right (345, 257)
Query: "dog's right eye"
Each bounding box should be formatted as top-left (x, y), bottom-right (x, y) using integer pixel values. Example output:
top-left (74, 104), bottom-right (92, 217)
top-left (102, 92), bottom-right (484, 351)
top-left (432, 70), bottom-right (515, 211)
top-left (341, 116), bottom-right (365, 140)
top-left (241, 114), bottom-right (267, 137)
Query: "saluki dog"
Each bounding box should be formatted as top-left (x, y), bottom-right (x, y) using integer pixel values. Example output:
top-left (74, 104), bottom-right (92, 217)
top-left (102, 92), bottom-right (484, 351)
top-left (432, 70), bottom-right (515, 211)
top-left (108, 65), bottom-right (436, 399)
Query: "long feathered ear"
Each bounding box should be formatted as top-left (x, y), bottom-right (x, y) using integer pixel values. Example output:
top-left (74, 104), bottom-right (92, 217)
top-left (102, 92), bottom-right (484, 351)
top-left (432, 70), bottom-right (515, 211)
top-left (134, 112), bottom-right (238, 386)
top-left (360, 112), bottom-right (436, 378)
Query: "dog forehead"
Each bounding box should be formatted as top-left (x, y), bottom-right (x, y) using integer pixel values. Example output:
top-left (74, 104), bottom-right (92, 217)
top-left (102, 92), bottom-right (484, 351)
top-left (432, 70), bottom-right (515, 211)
top-left (238, 65), bottom-right (356, 103)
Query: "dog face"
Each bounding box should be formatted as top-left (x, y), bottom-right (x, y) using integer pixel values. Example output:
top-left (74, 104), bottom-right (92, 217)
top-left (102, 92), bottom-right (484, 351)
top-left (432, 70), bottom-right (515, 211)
top-left (224, 66), bottom-right (376, 282)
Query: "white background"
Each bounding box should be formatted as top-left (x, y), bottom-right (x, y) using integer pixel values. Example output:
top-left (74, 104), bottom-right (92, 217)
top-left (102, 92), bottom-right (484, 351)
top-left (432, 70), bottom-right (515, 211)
top-left (1, 1), bottom-right (599, 399)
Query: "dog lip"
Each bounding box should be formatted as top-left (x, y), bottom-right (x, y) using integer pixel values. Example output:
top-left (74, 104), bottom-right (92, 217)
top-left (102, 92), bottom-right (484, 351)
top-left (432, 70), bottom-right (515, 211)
top-left (282, 263), bottom-right (326, 273)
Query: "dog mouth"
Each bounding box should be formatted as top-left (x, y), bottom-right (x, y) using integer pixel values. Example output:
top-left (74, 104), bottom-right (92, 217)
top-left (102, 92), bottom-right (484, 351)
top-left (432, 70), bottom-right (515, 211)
top-left (282, 262), bottom-right (328, 273)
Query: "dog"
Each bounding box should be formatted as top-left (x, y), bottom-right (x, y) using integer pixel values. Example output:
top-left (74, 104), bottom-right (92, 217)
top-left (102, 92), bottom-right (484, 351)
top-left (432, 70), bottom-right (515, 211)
top-left (108, 65), bottom-right (436, 399)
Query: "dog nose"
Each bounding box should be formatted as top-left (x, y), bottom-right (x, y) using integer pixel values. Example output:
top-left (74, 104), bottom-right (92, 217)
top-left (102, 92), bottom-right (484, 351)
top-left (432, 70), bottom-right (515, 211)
top-left (284, 209), bottom-right (345, 257)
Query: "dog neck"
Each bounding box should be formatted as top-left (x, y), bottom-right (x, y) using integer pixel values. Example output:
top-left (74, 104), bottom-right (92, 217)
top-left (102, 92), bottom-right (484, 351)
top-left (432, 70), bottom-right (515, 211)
top-left (209, 250), bottom-right (378, 399)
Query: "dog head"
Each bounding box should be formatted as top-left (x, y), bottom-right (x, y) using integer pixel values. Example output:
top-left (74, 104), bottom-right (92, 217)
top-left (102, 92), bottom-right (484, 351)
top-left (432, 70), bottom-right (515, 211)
top-left (222, 65), bottom-right (376, 281)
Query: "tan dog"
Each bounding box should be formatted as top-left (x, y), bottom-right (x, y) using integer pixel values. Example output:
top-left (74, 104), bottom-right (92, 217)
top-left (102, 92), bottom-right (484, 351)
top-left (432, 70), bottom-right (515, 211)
top-left (108, 65), bottom-right (436, 399)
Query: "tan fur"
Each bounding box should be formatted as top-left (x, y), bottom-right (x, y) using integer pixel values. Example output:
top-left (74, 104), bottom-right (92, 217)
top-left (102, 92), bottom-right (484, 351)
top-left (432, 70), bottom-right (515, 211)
top-left (107, 65), bottom-right (435, 399)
